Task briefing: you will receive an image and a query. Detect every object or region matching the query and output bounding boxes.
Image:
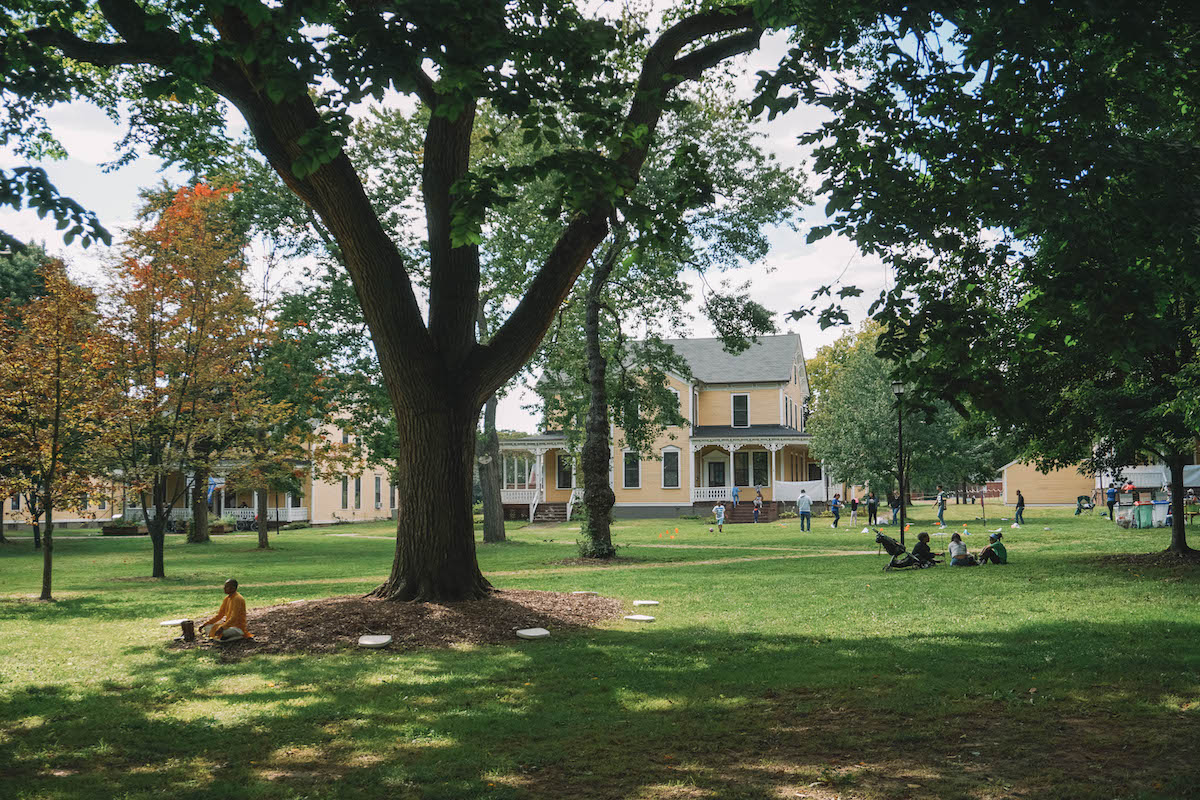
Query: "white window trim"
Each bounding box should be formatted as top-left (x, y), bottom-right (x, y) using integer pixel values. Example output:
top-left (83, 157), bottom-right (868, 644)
top-left (661, 446), bottom-right (681, 489)
top-left (622, 449), bottom-right (641, 489)
top-left (731, 393), bottom-right (750, 428)
top-left (556, 453), bottom-right (576, 489)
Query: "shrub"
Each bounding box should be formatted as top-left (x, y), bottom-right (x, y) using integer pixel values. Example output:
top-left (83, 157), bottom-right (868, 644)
top-left (677, 514), bottom-right (701, 520)
top-left (217, 515), bottom-right (238, 528)
top-left (577, 537), bottom-right (619, 559)
top-left (283, 521), bottom-right (309, 530)
top-left (778, 511), bottom-right (797, 519)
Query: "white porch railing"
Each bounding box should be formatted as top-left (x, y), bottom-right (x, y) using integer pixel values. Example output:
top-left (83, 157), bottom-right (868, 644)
top-left (692, 486), bottom-right (731, 502)
top-left (773, 479), bottom-right (827, 503)
top-left (566, 487), bottom-right (583, 522)
top-left (122, 506), bottom-right (308, 523)
top-left (500, 488), bottom-right (543, 522)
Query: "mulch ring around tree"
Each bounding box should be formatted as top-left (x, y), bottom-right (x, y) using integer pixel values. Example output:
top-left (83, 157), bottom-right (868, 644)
top-left (1091, 549), bottom-right (1200, 571)
top-left (169, 589), bottom-right (623, 659)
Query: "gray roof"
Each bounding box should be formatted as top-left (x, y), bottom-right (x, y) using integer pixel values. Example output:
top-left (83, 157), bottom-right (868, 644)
top-left (662, 334), bottom-right (800, 384)
top-left (691, 424), bottom-right (809, 439)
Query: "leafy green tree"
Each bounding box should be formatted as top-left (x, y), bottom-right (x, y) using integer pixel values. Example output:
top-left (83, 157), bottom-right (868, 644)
top-left (763, 1), bottom-right (1200, 552)
top-left (538, 96), bottom-right (804, 557)
top-left (0, 242), bottom-right (50, 308)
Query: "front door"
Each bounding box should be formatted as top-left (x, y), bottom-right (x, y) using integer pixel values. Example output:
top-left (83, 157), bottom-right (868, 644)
top-left (708, 461), bottom-right (726, 487)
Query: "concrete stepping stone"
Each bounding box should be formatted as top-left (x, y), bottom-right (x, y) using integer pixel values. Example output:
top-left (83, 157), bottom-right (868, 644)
top-left (571, 591), bottom-right (599, 596)
top-left (159, 618), bottom-right (190, 627)
top-left (633, 600), bottom-right (659, 607)
top-left (515, 627), bottom-right (550, 640)
top-left (358, 635), bottom-right (392, 648)
top-left (624, 614), bottom-right (655, 622)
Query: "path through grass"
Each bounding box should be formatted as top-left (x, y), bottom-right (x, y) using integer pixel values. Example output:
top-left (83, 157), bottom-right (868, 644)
top-left (2, 506), bottom-right (1199, 799)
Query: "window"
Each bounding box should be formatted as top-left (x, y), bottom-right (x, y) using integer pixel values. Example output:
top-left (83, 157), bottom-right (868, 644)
top-left (99, 496), bottom-right (107, 510)
top-left (753, 451), bottom-right (770, 487)
top-left (10, 495), bottom-right (18, 511)
top-left (341, 478), bottom-right (349, 509)
top-left (354, 477), bottom-right (362, 509)
top-left (623, 451), bottom-right (641, 489)
top-left (734, 452), bottom-right (750, 486)
top-left (668, 388), bottom-right (680, 419)
top-left (375, 476), bottom-right (382, 508)
top-left (342, 430), bottom-right (349, 444)
top-left (290, 492), bottom-right (302, 508)
top-left (692, 390), bottom-right (699, 426)
top-left (662, 448), bottom-right (680, 489)
top-left (556, 454), bottom-right (574, 489)
top-left (732, 394), bottom-right (749, 427)
top-left (808, 462), bottom-right (822, 481)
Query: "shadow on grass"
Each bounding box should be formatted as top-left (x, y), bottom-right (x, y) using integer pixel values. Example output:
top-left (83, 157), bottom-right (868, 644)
top-left (3, 620), bottom-right (1199, 800)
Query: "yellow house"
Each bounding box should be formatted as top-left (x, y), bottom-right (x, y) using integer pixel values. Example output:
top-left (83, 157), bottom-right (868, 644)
top-left (500, 334), bottom-right (825, 520)
top-left (1001, 461), bottom-right (1095, 506)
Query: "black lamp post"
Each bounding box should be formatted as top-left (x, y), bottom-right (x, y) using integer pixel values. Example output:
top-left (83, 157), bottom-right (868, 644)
top-left (891, 380), bottom-right (906, 546)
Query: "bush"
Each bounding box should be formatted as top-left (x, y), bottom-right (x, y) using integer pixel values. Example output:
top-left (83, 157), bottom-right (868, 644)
top-left (577, 537), bottom-right (619, 559)
top-left (472, 502), bottom-right (483, 515)
top-left (283, 521), bottom-right (309, 530)
top-left (677, 514), bottom-right (701, 520)
top-left (778, 511), bottom-right (797, 519)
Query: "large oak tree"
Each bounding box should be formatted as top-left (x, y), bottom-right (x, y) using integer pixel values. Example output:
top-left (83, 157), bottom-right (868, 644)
top-left (0, 0), bottom-right (795, 599)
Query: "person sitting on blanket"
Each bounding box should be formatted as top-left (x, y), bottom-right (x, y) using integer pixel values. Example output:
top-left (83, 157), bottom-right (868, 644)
top-left (911, 531), bottom-right (942, 565)
top-left (199, 579), bottom-right (252, 640)
top-left (948, 532), bottom-right (977, 566)
top-left (978, 532), bottom-right (1008, 565)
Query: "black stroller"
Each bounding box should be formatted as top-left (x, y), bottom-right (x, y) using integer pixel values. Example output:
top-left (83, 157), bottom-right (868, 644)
top-left (876, 532), bottom-right (938, 571)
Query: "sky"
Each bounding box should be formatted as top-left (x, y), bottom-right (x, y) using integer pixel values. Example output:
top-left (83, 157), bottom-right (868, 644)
top-left (0, 29), bottom-right (886, 433)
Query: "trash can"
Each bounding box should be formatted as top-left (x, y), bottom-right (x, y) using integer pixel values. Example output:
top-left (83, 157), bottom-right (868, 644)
top-left (1153, 501), bottom-right (1170, 527)
top-left (1134, 503), bottom-right (1154, 529)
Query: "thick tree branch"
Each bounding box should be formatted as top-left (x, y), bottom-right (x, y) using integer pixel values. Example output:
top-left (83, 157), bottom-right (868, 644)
top-left (471, 6), bottom-right (762, 400)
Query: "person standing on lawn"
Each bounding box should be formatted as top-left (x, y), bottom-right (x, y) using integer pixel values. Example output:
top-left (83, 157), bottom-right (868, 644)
top-left (796, 490), bottom-right (812, 531)
top-left (935, 485), bottom-right (947, 526)
top-left (849, 494), bottom-right (859, 525)
top-left (199, 579), bottom-right (252, 640)
top-left (712, 502), bottom-right (726, 533)
top-left (867, 492), bottom-right (878, 526)
top-left (1105, 484), bottom-right (1117, 519)
top-left (1015, 489), bottom-right (1026, 525)
top-left (830, 493), bottom-right (841, 528)
top-left (888, 491), bottom-right (900, 525)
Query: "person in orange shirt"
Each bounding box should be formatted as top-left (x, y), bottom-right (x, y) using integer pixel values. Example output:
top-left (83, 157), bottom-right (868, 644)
top-left (199, 579), bottom-right (252, 640)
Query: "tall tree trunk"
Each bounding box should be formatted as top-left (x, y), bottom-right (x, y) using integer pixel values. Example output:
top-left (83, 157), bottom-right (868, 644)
top-left (190, 466), bottom-right (210, 543)
top-left (475, 302), bottom-right (505, 544)
top-left (0, 497), bottom-right (6, 543)
top-left (479, 394), bottom-right (506, 543)
top-left (40, 494), bottom-right (53, 600)
top-left (257, 488), bottom-right (270, 549)
top-left (1166, 453), bottom-right (1193, 554)
top-left (579, 242), bottom-right (623, 559)
top-left (369, 404), bottom-right (491, 600)
top-left (149, 517), bottom-right (166, 578)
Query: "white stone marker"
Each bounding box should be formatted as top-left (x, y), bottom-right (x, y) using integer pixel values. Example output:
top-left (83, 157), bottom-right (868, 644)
top-left (358, 634), bottom-right (393, 648)
top-left (633, 600), bottom-right (659, 607)
top-left (571, 591), bottom-right (599, 596)
top-left (624, 614), bottom-right (655, 622)
top-left (159, 618), bottom-right (190, 627)
top-left (515, 627), bottom-right (551, 640)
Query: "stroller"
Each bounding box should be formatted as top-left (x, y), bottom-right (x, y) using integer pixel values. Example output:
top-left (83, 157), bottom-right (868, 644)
top-left (1074, 495), bottom-right (1095, 516)
top-left (876, 532), bottom-right (938, 571)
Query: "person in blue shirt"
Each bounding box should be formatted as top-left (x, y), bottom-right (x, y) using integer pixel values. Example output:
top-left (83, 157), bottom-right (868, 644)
top-left (731, 485), bottom-right (740, 507)
top-left (1106, 484), bottom-right (1117, 519)
top-left (830, 493), bottom-right (841, 528)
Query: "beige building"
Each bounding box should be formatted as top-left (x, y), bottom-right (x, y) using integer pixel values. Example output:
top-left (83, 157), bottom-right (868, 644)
top-left (500, 334), bottom-right (824, 520)
top-left (1001, 461), bottom-right (1095, 506)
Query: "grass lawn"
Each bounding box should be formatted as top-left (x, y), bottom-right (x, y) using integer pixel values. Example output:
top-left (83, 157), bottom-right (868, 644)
top-left (2, 505), bottom-right (1199, 799)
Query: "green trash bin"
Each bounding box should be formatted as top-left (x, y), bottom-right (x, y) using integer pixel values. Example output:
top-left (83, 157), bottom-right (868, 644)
top-left (1135, 504), bottom-right (1154, 529)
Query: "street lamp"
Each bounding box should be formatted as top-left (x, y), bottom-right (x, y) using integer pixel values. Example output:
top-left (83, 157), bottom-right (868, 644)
top-left (890, 380), bottom-right (906, 546)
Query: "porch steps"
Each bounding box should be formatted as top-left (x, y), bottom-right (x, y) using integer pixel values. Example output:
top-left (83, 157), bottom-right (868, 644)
top-left (532, 502), bottom-right (568, 523)
top-left (725, 501), bottom-right (781, 524)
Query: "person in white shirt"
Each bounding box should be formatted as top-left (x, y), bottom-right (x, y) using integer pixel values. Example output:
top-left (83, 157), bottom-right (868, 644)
top-left (796, 490), bottom-right (812, 531)
top-left (948, 532), bottom-right (976, 566)
top-left (712, 502), bottom-right (726, 533)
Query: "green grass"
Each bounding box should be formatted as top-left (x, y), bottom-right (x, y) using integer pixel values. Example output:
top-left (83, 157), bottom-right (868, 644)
top-left (3, 506), bottom-right (1199, 799)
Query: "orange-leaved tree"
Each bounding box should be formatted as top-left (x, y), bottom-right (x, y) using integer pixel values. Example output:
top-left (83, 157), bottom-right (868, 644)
top-left (0, 261), bottom-right (119, 600)
top-left (106, 183), bottom-right (259, 578)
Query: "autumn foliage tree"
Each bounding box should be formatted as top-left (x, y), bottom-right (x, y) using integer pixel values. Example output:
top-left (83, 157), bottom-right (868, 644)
top-left (0, 261), bottom-right (118, 600)
top-left (107, 184), bottom-right (260, 578)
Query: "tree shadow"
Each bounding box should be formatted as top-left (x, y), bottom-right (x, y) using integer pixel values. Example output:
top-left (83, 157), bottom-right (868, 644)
top-left (3, 619), bottom-right (1198, 799)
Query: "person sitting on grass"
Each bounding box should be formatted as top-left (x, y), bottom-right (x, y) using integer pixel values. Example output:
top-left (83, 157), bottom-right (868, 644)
top-left (978, 532), bottom-right (1007, 565)
top-left (199, 579), bottom-right (252, 640)
top-left (947, 532), bottom-right (977, 566)
top-left (911, 531), bottom-right (942, 565)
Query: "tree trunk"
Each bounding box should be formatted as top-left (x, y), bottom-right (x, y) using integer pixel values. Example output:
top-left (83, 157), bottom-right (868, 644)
top-left (40, 495), bottom-right (53, 600)
top-left (479, 393), bottom-right (506, 543)
top-left (148, 517), bottom-right (166, 578)
top-left (578, 243), bottom-right (622, 559)
top-left (257, 488), bottom-right (270, 549)
top-left (29, 494), bottom-right (40, 548)
top-left (1166, 453), bottom-right (1193, 554)
top-left (190, 466), bottom-right (210, 543)
top-left (368, 404), bottom-right (491, 601)
top-left (0, 497), bottom-right (6, 543)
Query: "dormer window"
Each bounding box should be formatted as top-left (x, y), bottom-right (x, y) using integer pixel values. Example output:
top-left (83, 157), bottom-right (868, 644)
top-left (732, 394), bottom-right (749, 427)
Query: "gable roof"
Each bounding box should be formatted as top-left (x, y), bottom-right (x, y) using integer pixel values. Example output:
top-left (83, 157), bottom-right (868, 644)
top-left (662, 334), bottom-right (800, 385)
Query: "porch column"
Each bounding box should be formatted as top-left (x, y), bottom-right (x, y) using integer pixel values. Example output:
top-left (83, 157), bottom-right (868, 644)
top-left (770, 447), bottom-right (776, 487)
top-left (728, 446), bottom-right (734, 490)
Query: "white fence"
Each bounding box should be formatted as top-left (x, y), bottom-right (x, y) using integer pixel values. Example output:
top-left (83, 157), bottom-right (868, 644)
top-left (691, 486), bottom-right (731, 502)
top-left (122, 506), bottom-right (309, 523)
top-left (501, 488), bottom-right (543, 522)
